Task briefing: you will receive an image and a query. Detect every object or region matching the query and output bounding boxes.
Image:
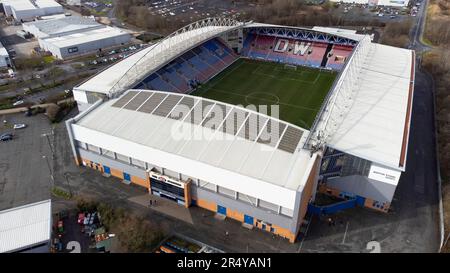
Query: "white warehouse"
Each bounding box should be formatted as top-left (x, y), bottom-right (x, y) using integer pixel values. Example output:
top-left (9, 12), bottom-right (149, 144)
top-left (23, 16), bottom-right (132, 60)
top-left (0, 41), bottom-right (11, 68)
top-left (1, 0), bottom-right (64, 21)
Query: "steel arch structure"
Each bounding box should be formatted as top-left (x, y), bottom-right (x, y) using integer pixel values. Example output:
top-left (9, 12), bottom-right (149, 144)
top-left (108, 17), bottom-right (246, 98)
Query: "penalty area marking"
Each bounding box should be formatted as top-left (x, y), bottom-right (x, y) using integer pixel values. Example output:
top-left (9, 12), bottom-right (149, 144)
top-left (245, 92), bottom-right (280, 105)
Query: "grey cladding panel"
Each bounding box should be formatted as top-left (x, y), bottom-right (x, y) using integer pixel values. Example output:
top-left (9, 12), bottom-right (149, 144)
top-left (201, 103), bottom-right (229, 130)
top-left (153, 95), bottom-right (182, 117)
top-left (257, 120), bottom-right (286, 147)
top-left (222, 108), bottom-right (248, 136)
top-left (123, 91), bottom-right (152, 110)
top-left (111, 91), bottom-right (139, 108)
top-left (188, 100), bottom-right (214, 125)
top-left (277, 126), bottom-right (303, 153)
top-left (168, 96), bottom-right (197, 120)
top-left (137, 93), bottom-right (167, 113)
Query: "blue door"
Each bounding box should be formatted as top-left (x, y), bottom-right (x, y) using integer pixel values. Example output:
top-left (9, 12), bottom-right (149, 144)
top-left (244, 215), bottom-right (253, 225)
top-left (356, 195), bottom-right (365, 206)
top-left (104, 166), bottom-right (111, 175)
top-left (123, 172), bottom-right (131, 181)
top-left (217, 205), bottom-right (226, 215)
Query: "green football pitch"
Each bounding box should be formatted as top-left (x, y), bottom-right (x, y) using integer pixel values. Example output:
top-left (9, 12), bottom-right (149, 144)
top-left (190, 59), bottom-right (337, 129)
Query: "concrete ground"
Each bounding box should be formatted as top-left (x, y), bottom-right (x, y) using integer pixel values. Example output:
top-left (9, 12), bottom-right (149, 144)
top-left (0, 23), bottom-right (38, 57)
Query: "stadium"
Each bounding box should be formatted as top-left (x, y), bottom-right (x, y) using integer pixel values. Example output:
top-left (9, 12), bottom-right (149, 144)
top-left (66, 18), bottom-right (414, 243)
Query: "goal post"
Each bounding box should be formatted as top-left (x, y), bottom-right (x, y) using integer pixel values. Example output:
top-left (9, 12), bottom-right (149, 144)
top-left (283, 64), bottom-right (297, 70)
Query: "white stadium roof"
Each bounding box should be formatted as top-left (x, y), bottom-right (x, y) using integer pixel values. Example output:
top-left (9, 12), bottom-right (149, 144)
top-left (72, 90), bottom-right (317, 209)
top-left (327, 43), bottom-right (414, 170)
top-left (0, 200), bottom-right (51, 253)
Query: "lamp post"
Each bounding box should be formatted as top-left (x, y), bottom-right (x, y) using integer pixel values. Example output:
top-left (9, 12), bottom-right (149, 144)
top-left (42, 132), bottom-right (55, 160)
top-left (63, 172), bottom-right (73, 198)
top-left (42, 155), bottom-right (54, 185)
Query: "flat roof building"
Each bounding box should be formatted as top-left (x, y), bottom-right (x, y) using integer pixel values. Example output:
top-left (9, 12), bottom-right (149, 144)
top-left (1, 0), bottom-right (64, 21)
top-left (0, 199), bottom-right (52, 253)
top-left (23, 16), bottom-right (132, 60)
top-left (39, 26), bottom-right (131, 59)
top-left (0, 41), bottom-right (11, 68)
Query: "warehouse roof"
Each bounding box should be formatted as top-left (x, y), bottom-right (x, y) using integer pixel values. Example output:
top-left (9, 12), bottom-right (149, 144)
top-left (0, 199), bottom-right (51, 253)
top-left (41, 26), bottom-right (130, 48)
top-left (35, 0), bottom-right (62, 8)
top-left (2, 0), bottom-right (61, 10)
top-left (0, 41), bottom-right (8, 57)
top-left (327, 43), bottom-right (414, 170)
top-left (23, 16), bottom-right (99, 36)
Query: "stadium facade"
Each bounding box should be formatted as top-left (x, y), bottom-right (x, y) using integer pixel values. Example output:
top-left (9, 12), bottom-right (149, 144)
top-left (66, 18), bottom-right (414, 242)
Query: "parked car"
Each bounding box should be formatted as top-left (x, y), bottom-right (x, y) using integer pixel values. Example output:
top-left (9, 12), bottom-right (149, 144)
top-left (13, 123), bottom-right (26, 129)
top-left (78, 213), bottom-right (85, 224)
top-left (12, 100), bottom-right (24, 106)
top-left (0, 133), bottom-right (13, 141)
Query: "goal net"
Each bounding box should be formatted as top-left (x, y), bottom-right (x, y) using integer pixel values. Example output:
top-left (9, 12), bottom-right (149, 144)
top-left (284, 64), bottom-right (297, 70)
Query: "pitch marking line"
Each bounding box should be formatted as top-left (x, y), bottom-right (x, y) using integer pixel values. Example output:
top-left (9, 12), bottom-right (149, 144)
top-left (252, 64), bottom-right (323, 84)
top-left (209, 87), bottom-right (320, 112)
top-left (245, 92), bottom-right (280, 105)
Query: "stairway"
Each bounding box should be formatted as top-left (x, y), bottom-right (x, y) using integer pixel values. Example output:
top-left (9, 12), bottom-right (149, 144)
top-left (320, 43), bottom-right (334, 67)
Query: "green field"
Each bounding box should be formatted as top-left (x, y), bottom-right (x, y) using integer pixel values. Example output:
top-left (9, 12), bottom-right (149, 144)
top-left (190, 59), bottom-right (337, 129)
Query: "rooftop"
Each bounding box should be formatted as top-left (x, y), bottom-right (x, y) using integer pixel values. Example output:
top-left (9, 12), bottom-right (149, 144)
top-left (327, 43), bottom-right (414, 170)
top-left (73, 90), bottom-right (315, 208)
top-left (0, 199), bottom-right (51, 253)
top-left (23, 16), bottom-right (99, 36)
top-left (42, 26), bottom-right (130, 48)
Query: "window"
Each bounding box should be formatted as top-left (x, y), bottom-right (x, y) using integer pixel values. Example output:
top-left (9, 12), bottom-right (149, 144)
top-left (217, 186), bottom-right (235, 198)
top-left (237, 193), bottom-right (257, 206)
top-left (116, 153), bottom-right (129, 163)
top-left (259, 199), bottom-right (278, 213)
top-left (280, 207), bottom-right (294, 217)
top-left (68, 47), bottom-right (78, 54)
top-left (76, 140), bottom-right (86, 149)
top-left (101, 149), bottom-right (114, 159)
top-left (86, 143), bottom-right (99, 153)
top-left (131, 158), bottom-right (145, 169)
top-left (199, 180), bottom-right (215, 192)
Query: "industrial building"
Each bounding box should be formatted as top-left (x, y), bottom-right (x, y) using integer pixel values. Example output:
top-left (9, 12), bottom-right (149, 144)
top-left (1, 0), bottom-right (63, 21)
top-left (67, 18), bottom-right (414, 242)
top-left (23, 16), bottom-right (100, 39)
top-left (23, 16), bottom-right (132, 59)
top-left (0, 41), bottom-right (11, 68)
top-left (0, 200), bottom-right (52, 253)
